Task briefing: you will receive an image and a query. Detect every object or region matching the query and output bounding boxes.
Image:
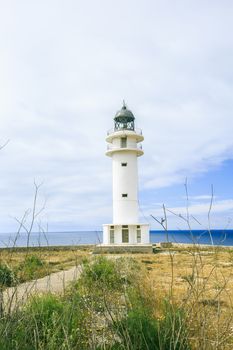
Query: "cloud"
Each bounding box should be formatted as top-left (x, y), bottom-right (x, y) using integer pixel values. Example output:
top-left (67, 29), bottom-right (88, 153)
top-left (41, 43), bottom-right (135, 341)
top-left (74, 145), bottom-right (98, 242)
top-left (144, 199), bottom-right (233, 230)
top-left (0, 0), bottom-right (233, 231)
top-left (182, 195), bottom-right (218, 201)
top-left (167, 199), bottom-right (233, 216)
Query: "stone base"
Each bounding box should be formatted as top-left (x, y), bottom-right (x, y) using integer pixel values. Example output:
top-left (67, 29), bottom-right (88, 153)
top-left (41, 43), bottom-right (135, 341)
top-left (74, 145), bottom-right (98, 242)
top-left (93, 244), bottom-right (153, 254)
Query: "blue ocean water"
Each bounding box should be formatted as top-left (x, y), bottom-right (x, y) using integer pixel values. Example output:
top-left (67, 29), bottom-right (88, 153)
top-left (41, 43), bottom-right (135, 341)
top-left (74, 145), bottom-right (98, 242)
top-left (0, 230), bottom-right (232, 248)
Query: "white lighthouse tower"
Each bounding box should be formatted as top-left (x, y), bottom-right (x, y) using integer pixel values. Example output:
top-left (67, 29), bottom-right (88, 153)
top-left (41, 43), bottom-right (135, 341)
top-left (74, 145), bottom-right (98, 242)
top-left (102, 102), bottom-right (150, 248)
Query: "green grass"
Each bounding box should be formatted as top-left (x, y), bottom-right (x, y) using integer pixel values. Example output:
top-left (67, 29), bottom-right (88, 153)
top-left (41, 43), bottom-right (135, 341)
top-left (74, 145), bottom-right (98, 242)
top-left (0, 293), bottom-right (89, 350)
top-left (16, 254), bottom-right (47, 282)
top-left (0, 256), bottom-right (191, 349)
top-left (113, 303), bottom-right (190, 350)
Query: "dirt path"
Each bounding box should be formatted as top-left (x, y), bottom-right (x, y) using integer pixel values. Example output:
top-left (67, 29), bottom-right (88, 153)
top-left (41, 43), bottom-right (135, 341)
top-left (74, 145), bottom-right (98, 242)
top-left (3, 264), bottom-right (82, 312)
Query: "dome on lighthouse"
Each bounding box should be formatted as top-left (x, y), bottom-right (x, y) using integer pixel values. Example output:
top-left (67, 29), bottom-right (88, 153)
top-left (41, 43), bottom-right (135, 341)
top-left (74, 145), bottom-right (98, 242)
top-left (114, 102), bottom-right (135, 131)
top-left (114, 103), bottom-right (135, 121)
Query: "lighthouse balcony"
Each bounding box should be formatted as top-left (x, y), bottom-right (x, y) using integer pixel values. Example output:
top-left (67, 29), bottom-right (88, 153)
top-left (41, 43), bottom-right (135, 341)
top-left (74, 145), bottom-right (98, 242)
top-left (106, 143), bottom-right (143, 157)
top-left (106, 128), bottom-right (144, 143)
top-left (107, 127), bottom-right (142, 135)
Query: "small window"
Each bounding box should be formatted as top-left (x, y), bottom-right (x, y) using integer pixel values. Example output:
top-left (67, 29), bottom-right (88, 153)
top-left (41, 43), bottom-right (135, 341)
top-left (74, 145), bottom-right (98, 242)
top-left (122, 225), bottom-right (128, 228)
top-left (122, 193), bottom-right (128, 198)
top-left (110, 225), bottom-right (114, 229)
top-left (121, 162), bottom-right (127, 167)
top-left (121, 137), bottom-right (127, 148)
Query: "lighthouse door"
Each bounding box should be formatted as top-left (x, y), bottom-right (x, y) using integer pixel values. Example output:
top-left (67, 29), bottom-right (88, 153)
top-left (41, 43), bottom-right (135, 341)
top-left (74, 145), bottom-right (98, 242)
top-left (122, 225), bottom-right (129, 243)
top-left (110, 226), bottom-right (114, 244)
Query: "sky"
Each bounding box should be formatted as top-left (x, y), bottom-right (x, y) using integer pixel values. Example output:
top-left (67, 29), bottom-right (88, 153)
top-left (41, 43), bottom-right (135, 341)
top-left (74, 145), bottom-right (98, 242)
top-left (0, 0), bottom-right (233, 233)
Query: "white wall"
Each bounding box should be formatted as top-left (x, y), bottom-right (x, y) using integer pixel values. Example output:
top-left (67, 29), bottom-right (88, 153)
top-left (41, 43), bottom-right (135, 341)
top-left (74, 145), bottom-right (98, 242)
top-left (102, 224), bottom-right (150, 244)
top-left (141, 224), bottom-right (150, 244)
top-left (112, 151), bottom-right (139, 224)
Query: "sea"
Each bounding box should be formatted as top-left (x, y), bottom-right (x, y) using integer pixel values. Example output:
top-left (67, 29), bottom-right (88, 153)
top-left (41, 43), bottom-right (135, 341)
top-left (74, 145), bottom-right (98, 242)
top-left (0, 230), bottom-right (233, 248)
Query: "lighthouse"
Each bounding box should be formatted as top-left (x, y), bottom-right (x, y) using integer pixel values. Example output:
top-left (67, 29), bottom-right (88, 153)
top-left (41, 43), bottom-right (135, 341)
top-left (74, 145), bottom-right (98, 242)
top-left (102, 102), bottom-right (150, 247)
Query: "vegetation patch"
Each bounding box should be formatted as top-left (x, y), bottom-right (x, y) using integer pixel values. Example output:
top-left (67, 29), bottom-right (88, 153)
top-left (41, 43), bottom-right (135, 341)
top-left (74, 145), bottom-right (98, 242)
top-left (113, 302), bottom-right (190, 350)
top-left (0, 263), bottom-right (15, 287)
top-left (1, 247), bottom-right (233, 348)
top-left (0, 247), bottom-right (89, 284)
top-left (16, 255), bottom-right (47, 282)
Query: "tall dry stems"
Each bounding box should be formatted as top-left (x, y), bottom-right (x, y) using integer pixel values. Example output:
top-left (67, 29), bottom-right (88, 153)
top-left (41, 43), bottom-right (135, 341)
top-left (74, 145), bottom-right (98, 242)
top-left (151, 181), bottom-right (233, 349)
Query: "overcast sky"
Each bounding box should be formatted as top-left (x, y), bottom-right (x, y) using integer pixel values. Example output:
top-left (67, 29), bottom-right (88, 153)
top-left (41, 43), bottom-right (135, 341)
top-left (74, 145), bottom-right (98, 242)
top-left (0, 0), bottom-right (233, 233)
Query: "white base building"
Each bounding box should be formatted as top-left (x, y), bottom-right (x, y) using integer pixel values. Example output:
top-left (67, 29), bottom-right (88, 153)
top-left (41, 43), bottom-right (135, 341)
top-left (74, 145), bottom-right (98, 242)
top-left (102, 103), bottom-right (150, 246)
top-left (103, 224), bottom-right (150, 245)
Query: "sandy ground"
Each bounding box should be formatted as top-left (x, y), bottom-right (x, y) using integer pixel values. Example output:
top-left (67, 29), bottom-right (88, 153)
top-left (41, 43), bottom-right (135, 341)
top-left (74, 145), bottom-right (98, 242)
top-left (3, 264), bottom-right (82, 312)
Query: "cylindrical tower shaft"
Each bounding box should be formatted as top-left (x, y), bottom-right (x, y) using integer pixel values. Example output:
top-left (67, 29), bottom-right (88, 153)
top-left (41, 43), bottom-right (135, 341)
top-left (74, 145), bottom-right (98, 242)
top-left (112, 151), bottom-right (138, 224)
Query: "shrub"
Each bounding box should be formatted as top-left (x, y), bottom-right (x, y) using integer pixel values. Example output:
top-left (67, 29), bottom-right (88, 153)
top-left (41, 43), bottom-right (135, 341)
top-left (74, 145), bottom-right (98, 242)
top-left (24, 255), bottom-right (44, 267)
top-left (0, 263), bottom-right (15, 287)
top-left (81, 256), bottom-right (123, 291)
top-left (17, 255), bottom-right (45, 281)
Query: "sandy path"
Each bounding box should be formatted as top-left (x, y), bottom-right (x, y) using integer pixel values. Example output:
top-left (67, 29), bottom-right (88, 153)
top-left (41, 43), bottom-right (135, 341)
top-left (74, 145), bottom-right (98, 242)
top-left (3, 264), bottom-right (82, 312)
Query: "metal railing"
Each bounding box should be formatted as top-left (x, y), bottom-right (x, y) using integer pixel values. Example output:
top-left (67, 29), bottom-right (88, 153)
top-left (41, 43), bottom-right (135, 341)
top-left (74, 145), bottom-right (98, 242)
top-left (107, 127), bottom-right (142, 136)
top-left (107, 143), bottom-right (143, 151)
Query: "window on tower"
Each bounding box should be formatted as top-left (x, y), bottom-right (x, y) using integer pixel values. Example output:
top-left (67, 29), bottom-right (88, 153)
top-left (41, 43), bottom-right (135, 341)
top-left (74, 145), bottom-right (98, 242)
top-left (122, 193), bottom-right (128, 198)
top-left (121, 137), bottom-right (127, 148)
top-left (121, 162), bottom-right (127, 167)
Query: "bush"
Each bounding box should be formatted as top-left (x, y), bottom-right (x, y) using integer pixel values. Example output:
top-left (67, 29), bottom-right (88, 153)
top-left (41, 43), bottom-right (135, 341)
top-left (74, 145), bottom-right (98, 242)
top-left (17, 255), bottom-right (45, 282)
top-left (81, 256), bottom-right (123, 290)
top-left (113, 298), bottom-right (190, 350)
top-left (0, 263), bottom-right (15, 287)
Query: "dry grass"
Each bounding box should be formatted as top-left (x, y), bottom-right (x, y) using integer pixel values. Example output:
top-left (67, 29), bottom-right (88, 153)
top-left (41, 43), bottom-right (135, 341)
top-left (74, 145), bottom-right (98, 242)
top-left (137, 247), bottom-right (233, 302)
top-left (0, 246), bottom-right (90, 283)
top-left (129, 246), bottom-right (233, 349)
